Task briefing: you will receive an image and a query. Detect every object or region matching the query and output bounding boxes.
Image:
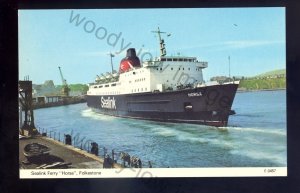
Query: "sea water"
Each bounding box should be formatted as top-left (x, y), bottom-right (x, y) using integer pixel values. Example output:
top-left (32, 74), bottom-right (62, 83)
top-left (34, 90), bottom-right (286, 168)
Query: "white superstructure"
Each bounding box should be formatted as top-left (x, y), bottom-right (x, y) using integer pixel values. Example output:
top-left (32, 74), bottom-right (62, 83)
top-left (87, 56), bottom-right (208, 96)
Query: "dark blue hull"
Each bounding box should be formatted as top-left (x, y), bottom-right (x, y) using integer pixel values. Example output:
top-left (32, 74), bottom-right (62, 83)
top-left (86, 84), bottom-right (238, 127)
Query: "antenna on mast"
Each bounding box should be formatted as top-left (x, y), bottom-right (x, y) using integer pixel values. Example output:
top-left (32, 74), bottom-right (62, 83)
top-left (108, 52), bottom-right (115, 73)
top-left (151, 27), bottom-right (169, 57)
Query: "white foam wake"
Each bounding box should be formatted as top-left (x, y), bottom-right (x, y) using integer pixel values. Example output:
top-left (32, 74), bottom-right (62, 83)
top-left (80, 108), bottom-right (115, 121)
top-left (151, 125), bottom-right (286, 166)
top-left (150, 126), bottom-right (235, 149)
top-left (222, 126), bottom-right (286, 136)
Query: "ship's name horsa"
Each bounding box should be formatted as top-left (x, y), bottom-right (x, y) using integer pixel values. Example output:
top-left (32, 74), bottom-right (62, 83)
top-left (187, 92), bottom-right (203, 97)
top-left (101, 97), bottom-right (116, 109)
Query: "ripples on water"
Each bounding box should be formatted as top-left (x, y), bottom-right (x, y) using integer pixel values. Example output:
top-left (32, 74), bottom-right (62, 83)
top-left (34, 90), bottom-right (286, 168)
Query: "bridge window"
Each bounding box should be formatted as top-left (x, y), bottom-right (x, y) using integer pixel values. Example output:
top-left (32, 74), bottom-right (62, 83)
top-left (173, 58), bottom-right (178, 61)
top-left (179, 58), bottom-right (183, 61)
top-left (105, 85), bottom-right (109, 87)
top-left (171, 67), bottom-right (173, 70)
top-left (161, 58), bottom-right (166, 61)
top-left (167, 58), bottom-right (172, 61)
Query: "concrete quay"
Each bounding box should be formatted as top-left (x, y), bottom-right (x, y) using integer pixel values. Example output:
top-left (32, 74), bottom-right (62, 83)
top-left (19, 135), bottom-right (122, 169)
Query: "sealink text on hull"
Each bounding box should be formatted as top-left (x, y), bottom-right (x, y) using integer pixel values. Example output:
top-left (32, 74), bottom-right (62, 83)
top-left (86, 27), bottom-right (239, 127)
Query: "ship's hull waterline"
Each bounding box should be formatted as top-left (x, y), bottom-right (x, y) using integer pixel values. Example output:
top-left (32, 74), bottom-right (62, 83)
top-left (86, 83), bottom-right (239, 127)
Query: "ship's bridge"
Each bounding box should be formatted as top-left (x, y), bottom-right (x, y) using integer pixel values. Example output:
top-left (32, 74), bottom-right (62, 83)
top-left (143, 56), bottom-right (208, 68)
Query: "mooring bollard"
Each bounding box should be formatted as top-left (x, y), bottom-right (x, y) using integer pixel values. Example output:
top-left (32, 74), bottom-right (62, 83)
top-left (91, 142), bottom-right (99, 156)
top-left (103, 154), bottom-right (113, 168)
top-left (65, 134), bottom-right (72, 145)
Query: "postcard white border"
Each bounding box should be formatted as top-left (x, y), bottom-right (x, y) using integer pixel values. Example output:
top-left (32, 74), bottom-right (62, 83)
top-left (20, 167), bottom-right (287, 179)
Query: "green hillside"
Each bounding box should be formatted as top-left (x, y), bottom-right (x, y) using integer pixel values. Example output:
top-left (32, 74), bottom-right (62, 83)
top-left (255, 69), bottom-right (286, 77)
top-left (238, 69), bottom-right (286, 91)
top-left (56, 84), bottom-right (89, 94)
top-left (239, 77), bottom-right (285, 90)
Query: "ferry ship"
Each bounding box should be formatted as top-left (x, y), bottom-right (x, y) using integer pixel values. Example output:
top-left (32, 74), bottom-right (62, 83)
top-left (86, 27), bottom-right (239, 127)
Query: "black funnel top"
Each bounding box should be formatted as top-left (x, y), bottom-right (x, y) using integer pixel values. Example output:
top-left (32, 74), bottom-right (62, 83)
top-left (126, 48), bottom-right (137, 58)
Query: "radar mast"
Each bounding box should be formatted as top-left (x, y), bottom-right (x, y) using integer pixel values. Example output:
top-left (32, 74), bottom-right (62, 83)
top-left (151, 27), bottom-right (170, 57)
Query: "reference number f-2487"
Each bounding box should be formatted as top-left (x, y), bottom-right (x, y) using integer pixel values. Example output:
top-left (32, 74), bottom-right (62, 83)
top-left (264, 168), bottom-right (277, 173)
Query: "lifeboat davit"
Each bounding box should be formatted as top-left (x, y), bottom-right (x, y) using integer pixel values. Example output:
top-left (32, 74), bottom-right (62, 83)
top-left (119, 48), bottom-right (141, 73)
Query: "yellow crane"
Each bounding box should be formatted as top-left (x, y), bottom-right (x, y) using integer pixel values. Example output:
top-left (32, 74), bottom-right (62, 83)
top-left (58, 66), bottom-right (70, 97)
